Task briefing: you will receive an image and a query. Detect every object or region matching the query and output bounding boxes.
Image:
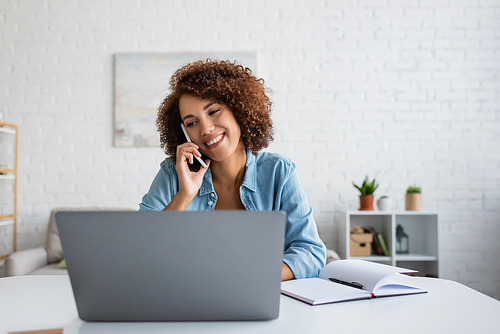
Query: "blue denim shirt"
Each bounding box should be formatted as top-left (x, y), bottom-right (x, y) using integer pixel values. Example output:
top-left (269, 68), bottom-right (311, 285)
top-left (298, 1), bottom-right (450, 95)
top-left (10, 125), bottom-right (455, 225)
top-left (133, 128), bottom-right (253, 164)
top-left (139, 150), bottom-right (326, 279)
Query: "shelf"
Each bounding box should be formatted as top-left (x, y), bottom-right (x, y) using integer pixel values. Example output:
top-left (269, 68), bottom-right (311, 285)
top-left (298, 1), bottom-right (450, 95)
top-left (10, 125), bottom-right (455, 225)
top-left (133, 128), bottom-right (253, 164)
top-left (343, 210), bottom-right (438, 215)
top-left (0, 126), bottom-right (16, 135)
top-left (349, 255), bottom-right (437, 262)
top-left (349, 256), bottom-right (392, 262)
top-left (394, 211), bottom-right (439, 215)
top-left (0, 121), bottom-right (18, 255)
top-left (342, 211), bottom-right (392, 216)
top-left (337, 211), bottom-right (440, 277)
top-left (395, 254), bottom-right (438, 262)
top-left (0, 219), bottom-right (14, 228)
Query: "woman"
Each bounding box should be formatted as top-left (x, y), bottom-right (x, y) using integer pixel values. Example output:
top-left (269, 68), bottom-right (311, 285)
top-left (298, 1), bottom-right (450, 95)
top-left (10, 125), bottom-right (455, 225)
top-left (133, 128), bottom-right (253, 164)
top-left (139, 59), bottom-right (325, 280)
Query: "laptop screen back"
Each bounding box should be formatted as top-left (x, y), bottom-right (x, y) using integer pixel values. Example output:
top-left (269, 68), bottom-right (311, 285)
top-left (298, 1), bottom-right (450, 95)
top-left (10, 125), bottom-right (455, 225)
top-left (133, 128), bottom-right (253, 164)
top-left (56, 210), bottom-right (285, 321)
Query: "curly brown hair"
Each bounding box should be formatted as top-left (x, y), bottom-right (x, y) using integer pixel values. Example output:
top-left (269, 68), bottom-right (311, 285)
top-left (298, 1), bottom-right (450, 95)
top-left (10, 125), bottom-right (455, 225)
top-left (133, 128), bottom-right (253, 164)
top-left (156, 59), bottom-right (273, 162)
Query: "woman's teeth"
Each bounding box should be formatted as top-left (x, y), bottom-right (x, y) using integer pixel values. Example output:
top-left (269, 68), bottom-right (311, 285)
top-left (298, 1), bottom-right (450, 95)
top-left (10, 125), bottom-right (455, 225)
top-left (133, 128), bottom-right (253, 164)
top-left (206, 134), bottom-right (223, 146)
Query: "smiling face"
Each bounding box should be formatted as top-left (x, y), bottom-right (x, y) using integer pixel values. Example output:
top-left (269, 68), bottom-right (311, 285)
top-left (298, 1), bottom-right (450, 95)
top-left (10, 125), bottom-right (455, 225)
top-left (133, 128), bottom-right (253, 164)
top-left (179, 94), bottom-right (245, 163)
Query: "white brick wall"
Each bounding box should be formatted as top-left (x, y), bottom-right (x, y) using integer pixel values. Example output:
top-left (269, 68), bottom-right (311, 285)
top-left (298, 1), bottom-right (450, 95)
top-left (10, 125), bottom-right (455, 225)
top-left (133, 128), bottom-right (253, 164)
top-left (0, 0), bottom-right (499, 299)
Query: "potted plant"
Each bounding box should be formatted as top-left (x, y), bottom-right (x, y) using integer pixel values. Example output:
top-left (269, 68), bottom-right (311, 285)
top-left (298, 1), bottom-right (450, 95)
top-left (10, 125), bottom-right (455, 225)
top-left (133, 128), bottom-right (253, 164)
top-left (405, 184), bottom-right (422, 211)
top-left (377, 195), bottom-right (392, 211)
top-left (352, 176), bottom-right (379, 211)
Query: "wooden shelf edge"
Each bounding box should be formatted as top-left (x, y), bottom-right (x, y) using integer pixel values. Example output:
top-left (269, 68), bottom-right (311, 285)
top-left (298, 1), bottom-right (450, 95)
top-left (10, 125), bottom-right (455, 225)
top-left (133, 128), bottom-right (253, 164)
top-left (0, 121), bottom-right (18, 129)
top-left (0, 169), bottom-right (17, 174)
top-left (0, 253), bottom-right (11, 261)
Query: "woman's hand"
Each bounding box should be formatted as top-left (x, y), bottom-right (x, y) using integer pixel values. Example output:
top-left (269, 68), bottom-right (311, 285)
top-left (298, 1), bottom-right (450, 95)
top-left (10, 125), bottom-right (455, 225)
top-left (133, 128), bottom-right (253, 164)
top-left (175, 142), bottom-right (210, 199)
top-left (163, 143), bottom-right (210, 211)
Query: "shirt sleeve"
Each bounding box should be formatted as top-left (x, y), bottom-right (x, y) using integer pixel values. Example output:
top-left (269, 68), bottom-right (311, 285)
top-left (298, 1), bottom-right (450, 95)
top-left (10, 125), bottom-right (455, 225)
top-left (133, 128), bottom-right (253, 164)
top-left (139, 161), bottom-right (177, 211)
top-left (279, 168), bottom-right (326, 279)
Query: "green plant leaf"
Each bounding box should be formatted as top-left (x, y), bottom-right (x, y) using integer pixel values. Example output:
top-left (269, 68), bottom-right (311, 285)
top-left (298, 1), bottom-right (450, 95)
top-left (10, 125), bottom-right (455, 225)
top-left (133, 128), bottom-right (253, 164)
top-left (406, 184), bottom-right (421, 193)
top-left (353, 176), bottom-right (378, 195)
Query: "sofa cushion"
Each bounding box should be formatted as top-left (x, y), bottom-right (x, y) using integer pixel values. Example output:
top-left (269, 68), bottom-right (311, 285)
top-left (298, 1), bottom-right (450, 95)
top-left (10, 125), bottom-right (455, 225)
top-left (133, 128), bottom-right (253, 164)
top-left (46, 209), bottom-right (65, 264)
top-left (29, 263), bottom-right (68, 275)
top-left (5, 247), bottom-right (48, 276)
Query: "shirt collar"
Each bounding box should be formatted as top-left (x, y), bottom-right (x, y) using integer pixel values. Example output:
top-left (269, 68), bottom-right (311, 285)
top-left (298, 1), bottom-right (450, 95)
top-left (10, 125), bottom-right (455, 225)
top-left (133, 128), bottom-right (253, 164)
top-left (242, 149), bottom-right (257, 192)
top-left (199, 149), bottom-right (257, 196)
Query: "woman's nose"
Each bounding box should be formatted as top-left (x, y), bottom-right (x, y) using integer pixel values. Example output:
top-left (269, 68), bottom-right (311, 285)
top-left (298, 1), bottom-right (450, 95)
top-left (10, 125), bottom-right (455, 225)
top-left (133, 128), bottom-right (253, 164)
top-left (200, 119), bottom-right (215, 135)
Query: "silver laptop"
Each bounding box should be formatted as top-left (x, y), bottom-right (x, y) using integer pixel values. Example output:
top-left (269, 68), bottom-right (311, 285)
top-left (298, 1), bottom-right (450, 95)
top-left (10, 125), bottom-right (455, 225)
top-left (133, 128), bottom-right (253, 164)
top-left (56, 210), bottom-right (285, 322)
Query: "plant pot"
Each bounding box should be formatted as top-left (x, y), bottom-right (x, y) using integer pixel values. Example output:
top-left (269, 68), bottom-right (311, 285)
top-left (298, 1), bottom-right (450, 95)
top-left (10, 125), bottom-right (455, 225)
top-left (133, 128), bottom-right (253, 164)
top-left (405, 193), bottom-right (422, 211)
top-left (359, 195), bottom-right (374, 211)
top-left (377, 197), bottom-right (392, 211)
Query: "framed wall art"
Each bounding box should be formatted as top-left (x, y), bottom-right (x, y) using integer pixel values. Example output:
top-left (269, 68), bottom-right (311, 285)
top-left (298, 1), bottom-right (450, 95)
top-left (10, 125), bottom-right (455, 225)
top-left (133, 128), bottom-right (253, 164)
top-left (113, 52), bottom-right (257, 147)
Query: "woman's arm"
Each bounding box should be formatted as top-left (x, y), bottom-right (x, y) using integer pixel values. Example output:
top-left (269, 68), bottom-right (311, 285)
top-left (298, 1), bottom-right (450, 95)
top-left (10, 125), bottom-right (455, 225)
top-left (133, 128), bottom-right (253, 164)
top-left (280, 169), bottom-right (326, 279)
top-left (282, 262), bottom-right (294, 281)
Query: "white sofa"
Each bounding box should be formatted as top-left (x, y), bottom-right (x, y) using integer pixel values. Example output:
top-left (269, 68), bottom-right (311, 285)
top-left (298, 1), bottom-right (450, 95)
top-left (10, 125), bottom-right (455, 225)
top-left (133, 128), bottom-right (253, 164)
top-left (5, 207), bottom-right (133, 276)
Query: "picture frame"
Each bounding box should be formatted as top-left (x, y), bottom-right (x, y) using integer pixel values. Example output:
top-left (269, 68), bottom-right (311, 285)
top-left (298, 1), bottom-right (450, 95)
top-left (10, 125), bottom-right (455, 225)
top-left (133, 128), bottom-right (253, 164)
top-left (113, 52), bottom-right (257, 147)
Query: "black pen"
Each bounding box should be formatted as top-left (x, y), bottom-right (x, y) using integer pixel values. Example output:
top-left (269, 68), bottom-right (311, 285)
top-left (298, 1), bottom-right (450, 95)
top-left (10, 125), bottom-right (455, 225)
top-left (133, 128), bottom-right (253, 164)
top-left (329, 278), bottom-right (364, 290)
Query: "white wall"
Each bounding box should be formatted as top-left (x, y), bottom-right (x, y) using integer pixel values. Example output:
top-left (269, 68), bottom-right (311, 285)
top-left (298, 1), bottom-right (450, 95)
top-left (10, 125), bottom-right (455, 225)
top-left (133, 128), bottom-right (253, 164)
top-left (0, 0), bottom-right (499, 299)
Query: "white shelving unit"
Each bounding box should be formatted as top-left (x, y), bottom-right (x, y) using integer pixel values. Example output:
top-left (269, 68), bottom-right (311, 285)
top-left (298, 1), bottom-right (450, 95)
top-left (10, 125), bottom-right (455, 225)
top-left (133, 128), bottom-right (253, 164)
top-left (0, 121), bottom-right (18, 261)
top-left (338, 211), bottom-right (440, 277)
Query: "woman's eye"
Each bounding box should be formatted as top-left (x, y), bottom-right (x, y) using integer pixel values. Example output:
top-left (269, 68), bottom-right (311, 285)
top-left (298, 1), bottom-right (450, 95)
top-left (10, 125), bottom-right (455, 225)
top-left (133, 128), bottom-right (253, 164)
top-left (209, 109), bottom-right (220, 116)
top-left (186, 121), bottom-right (196, 127)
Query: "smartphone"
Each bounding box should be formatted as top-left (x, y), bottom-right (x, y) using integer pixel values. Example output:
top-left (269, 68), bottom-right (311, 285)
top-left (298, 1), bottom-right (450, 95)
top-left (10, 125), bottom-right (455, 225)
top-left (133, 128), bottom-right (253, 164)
top-left (180, 123), bottom-right (208, 171)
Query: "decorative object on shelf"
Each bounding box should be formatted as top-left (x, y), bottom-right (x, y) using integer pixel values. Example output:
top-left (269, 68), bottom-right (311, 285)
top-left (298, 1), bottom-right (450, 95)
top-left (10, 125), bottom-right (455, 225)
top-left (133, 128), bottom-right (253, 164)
top-left (350, 225), bottom-right (373, 257)
top-left (368, 227), bottom-right (382, 255)
top-left (377, 233), bottom-right (389, 256)
top-left (0, 110), bottom-right (5, 122)
top-left (396, 224), bottom-right (409, 254)
top-left (352, 176), bottom-right (379, 211)
top-left (405, 184), bottom-right (422, 211)
top-left (376, 196), bottom-right (392, 211)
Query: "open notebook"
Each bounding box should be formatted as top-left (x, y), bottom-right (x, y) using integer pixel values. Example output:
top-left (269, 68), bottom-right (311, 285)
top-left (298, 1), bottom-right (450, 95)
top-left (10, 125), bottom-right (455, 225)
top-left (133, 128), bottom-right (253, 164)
top-left (281, 259), bottom-right (427, 305)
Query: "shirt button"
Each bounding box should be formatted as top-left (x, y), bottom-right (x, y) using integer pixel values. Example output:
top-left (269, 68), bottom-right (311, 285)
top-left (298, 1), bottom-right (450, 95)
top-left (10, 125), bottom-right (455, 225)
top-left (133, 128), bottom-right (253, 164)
top-left (211, 193), bottom-right (215, 198)
top-left (208, 201), bottom-right (213, 206)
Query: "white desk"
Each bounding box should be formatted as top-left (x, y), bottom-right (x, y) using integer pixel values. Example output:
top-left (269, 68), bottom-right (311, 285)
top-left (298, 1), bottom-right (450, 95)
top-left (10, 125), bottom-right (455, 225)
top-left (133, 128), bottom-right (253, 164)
top-left (1, 275), bottom-right (499, 334)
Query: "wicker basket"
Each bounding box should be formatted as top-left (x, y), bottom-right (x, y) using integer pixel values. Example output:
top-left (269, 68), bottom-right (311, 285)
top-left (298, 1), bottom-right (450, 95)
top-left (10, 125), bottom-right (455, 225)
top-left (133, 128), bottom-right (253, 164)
top-left (405, 193), bottom-right (422, 211)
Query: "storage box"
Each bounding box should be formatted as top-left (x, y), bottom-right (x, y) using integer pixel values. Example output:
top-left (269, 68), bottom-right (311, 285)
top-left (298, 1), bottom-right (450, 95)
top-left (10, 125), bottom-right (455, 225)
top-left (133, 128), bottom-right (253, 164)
top-left (350, 233), bottom-right (373, 257)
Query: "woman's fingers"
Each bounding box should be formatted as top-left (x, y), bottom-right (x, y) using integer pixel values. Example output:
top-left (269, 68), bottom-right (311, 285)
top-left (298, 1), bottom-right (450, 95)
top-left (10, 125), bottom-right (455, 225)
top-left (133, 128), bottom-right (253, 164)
top-left (176, 143), bottom-right (203, 165)
top-left (174, 143), bottom-right (210, 200)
